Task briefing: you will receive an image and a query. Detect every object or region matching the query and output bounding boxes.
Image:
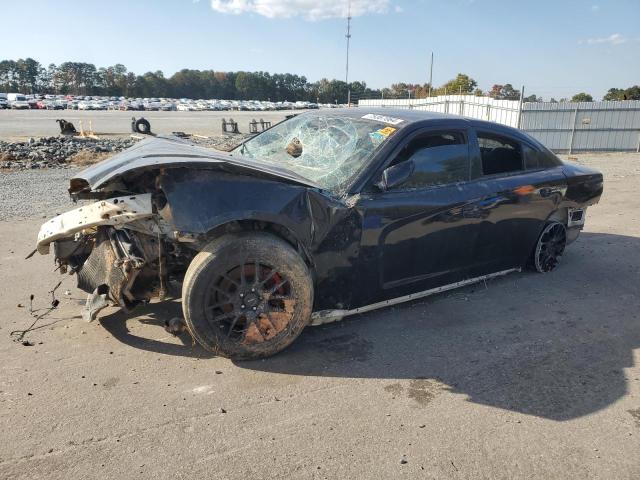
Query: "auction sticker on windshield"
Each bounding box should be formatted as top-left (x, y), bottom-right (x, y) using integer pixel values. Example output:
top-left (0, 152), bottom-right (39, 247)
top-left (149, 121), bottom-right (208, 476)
top-left (377, 126), bottom-right (396, 137)
top-left (361, 113), bottom-right (404, 125)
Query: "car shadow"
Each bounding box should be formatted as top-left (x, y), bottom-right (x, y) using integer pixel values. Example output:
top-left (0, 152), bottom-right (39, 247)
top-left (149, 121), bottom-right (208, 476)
top-left (98, 232), bottom-right (639, 421)
top-left (99, 299), bottom-right (214, 359)
top-left (236, 232), bottom-right (640, 421)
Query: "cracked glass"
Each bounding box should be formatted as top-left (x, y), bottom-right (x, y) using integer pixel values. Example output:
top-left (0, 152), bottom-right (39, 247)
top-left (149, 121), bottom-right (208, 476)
top-left (235, 113), bottom-right (394, 192)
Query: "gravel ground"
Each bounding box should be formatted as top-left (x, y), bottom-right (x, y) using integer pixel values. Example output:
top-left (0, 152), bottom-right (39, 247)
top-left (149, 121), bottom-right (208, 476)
top-left (0, 167), bottom-right (78, 221)
top-left (0, 153), bottom-right (639, 479)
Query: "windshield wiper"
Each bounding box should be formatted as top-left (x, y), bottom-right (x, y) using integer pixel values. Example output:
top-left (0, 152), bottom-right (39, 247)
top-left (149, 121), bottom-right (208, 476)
top-left (237, 139), bottom-right (250, 156)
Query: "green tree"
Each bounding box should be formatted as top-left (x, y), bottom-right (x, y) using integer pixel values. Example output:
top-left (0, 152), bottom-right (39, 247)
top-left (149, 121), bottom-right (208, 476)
top-left (15, 58), bottom-right (42, 93)
top-left (571, 92), bottom-right (593, 102)
top-left (136, 71), bottom-right (170, 97)
top-left (0, 60), bottom-right (18, 91)
top-left (437, 73), bottom-right (477, 95)
top-left (603, 86), bottom-right (640, 101)
top-left (603, 88), bottom-right (624, 101)
top-left (523, 94), bottom-right (542, 102)
top-left (57, 62), bottom-right (99, 95)
top-left (310, 78), bottom-right (349, 103)
top-left (623, 86), bottom-right (640, 100)
top-left (488, 83), bottom-right (520, 100)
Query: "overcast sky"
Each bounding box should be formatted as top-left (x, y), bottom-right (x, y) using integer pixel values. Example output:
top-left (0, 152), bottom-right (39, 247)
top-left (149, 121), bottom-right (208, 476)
top-left (2, 0), bottom-right (638, 99)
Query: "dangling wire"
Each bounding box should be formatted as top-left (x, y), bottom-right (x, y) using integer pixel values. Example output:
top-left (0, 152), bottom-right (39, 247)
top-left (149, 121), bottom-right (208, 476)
top-left (10, 279), bottom-right (65, 344)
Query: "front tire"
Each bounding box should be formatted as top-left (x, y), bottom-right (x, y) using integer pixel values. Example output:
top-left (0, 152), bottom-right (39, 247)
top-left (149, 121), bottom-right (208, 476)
top-left (182, 232), bottom-right (313, 359)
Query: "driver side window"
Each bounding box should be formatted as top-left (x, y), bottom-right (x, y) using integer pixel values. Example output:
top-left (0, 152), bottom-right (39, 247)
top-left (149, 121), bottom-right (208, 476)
top-left (389, 131), bottom-right (470, 190)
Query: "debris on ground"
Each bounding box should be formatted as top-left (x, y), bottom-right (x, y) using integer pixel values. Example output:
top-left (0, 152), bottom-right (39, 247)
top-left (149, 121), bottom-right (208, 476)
top-left (131, 117), bottom-right (152, 135)
top-left (0, 133), bottom-right (251, 170)
top-left (164, 317), bottom-right (187, 336)
top-left (0, 136), bottom-right (137, 170)
top-left (56, 119), bottom-right (78, 136)
top-left (10, 281), bottom-right (64, 344)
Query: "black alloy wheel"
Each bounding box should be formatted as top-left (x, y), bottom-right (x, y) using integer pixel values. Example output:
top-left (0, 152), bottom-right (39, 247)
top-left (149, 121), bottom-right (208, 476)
top-left (533, 222), bottom-right (567, 273)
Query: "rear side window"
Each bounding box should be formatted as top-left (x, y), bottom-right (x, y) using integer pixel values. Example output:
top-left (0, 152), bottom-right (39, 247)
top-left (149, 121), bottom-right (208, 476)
top-left (478, 133), bottom-right (523, 175)
top-left (391, 131), bottom-right (469, 189)
top-left (524, 144), bottom-right (544, 170)
top-left (524, 144), bottom-right (562, 169)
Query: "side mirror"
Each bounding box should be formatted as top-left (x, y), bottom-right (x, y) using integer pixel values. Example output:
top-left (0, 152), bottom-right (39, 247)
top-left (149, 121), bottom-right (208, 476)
top-left (375, 160), bottom-right (414, 191)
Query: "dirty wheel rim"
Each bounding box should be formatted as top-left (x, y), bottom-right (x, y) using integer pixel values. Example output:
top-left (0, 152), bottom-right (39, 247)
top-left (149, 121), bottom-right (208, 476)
top-left (203, 261), bottom-right (295, 345)
top-left (535, 223), bottom-right (566, 273)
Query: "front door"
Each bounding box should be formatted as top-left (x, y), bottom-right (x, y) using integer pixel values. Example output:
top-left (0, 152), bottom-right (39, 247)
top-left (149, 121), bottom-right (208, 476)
top-left (354, 128), bottom-right (483, 307)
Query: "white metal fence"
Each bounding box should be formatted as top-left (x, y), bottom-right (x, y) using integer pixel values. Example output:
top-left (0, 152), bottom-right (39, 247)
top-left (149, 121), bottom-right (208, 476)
top-left (359, 95), bottom-right (521, 128)
top-left (522, 101), bottom-right (640, 153)
top-left (358, 96), bottom-right (640, 153)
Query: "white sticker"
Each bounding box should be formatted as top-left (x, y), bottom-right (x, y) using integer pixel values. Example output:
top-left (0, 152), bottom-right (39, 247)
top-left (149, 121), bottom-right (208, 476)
top-left (361, 113), bottom-right (405, 125)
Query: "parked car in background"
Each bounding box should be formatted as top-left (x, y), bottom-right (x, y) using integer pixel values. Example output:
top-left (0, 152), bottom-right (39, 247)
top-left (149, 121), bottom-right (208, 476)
top-left (8, 94), bottom-right (30, 109)
top-left (48, 101), bottom-right (66, 110)
top-left (0, 93), bottom-right (324, 113)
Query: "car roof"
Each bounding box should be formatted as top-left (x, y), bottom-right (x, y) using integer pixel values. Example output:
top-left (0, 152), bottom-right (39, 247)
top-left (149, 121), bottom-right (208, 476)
top-left (322, 107), bottom-right (462, 125)
top-left (301, 107), bottom-right (544, 150)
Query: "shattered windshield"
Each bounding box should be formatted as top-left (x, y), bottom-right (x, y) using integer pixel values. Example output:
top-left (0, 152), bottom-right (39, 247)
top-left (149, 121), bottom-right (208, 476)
top-left (234, 113), bottom-right (399, 191)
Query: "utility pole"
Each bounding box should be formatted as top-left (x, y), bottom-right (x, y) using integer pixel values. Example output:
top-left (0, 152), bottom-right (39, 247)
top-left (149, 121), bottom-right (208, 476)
top-left (428, 51), bottom-right (433, 97)
top-left (345, 0), bottom-right (352, 106)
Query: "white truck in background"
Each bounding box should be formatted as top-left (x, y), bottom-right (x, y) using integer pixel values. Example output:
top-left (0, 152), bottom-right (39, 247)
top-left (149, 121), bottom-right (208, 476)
top-left (7, 93), bottom-right (30, 109)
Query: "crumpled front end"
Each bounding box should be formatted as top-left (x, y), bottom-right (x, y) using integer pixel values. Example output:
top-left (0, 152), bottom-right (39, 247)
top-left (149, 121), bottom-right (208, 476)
top-left (34, 135), bottom-right (338, 322)
top-left (37, 193), bottom-right (187, 321)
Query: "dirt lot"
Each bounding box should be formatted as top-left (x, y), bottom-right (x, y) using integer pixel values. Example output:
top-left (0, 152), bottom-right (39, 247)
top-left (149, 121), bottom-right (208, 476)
top-left (1, 153), bottom-right (639, 479)
top-left (0, 109), bottom-right (299, 141)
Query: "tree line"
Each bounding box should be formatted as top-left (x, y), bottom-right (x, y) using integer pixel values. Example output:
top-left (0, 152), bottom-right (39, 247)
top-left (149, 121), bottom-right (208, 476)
top-left (0, 58), bottom-right (376, 103)
top-left (1, 58), bottom-right (637, 103)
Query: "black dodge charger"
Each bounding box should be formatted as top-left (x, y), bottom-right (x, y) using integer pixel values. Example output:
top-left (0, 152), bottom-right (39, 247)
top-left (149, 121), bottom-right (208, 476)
top-left (36, 108), bottom-right (603, 358)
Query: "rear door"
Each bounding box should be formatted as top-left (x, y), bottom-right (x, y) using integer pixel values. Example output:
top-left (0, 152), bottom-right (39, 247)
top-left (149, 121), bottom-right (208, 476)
top-left (467, 128), bottom-right (568, 273)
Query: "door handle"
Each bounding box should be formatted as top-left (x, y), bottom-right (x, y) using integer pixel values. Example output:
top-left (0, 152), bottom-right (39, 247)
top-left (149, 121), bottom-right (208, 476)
top-left (539, 187), bottom-right (554, 197)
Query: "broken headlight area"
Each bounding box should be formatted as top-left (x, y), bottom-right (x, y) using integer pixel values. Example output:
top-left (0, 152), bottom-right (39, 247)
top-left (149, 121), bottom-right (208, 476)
top-left (53, 224), bottom-right (191, 321)
top-left (38, 192), bottom-right (194, 322)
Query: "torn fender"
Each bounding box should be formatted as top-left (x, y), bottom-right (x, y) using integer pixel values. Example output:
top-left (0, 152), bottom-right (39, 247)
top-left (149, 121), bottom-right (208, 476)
top-left (157, 169), bottom-right (338, 249)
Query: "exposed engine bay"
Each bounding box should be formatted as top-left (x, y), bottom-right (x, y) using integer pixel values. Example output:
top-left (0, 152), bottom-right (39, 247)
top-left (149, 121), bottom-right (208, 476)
top-left (38, 193), bottom-right (194, 321)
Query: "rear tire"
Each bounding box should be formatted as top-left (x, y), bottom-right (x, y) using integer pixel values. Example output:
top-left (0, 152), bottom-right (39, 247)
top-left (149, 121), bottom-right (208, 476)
top-left (531, 222), bottom-right (567, 273)
top-left (182, 232), bottom-right (313, 359)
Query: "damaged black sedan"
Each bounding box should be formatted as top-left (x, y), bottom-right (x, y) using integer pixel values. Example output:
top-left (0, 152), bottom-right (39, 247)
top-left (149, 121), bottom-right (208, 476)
top-left (36, 109), bottom-right (603, 358)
